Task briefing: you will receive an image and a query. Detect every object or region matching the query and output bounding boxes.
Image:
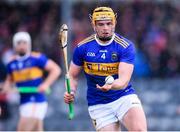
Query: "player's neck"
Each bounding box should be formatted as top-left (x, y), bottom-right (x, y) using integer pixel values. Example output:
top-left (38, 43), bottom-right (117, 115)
top-left (95, 33), bottom-right (115, 46)
top-left (16, 52), bottom-right (31, 61)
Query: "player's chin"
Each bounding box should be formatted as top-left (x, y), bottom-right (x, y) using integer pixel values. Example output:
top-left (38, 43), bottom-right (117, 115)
top-left (17, 51), bottom-right (26, 56)
top-left (99, 36), bottom-right (112, 41)
top-left (101, 34), bottom-right (111, 38)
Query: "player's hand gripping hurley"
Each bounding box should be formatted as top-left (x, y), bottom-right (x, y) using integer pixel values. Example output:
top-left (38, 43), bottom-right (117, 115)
top-left (59, 24), bottom-right (74, 120)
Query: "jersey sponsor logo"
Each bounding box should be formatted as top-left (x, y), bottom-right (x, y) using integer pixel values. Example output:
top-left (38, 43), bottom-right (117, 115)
top-left (11, 67), bottom-right (43, 82)
top-left (84, 61), bottom-right (119, 76)
top-left (87, 52), bottom-right (95, 57)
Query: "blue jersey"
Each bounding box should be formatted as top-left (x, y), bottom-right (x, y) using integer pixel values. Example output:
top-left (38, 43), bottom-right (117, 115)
top-left (7, 52), bottom-right (48, 104)
top-left (73, 33), bottom-right (136, 106)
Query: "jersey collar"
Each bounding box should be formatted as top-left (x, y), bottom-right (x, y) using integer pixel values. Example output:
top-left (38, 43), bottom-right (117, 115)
top-left (16, 52), bottom-right (30, 61)
top-left (95, 33), bottom-right (115, 46)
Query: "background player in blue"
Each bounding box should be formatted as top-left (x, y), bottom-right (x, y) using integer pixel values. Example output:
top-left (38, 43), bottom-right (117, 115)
top-left (2, 32), bottom-right (61, 131)
top-left (64, 7), bottom-right (147, 131)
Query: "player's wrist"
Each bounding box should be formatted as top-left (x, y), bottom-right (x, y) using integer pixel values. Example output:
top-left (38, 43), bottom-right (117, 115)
top-left (43, 81), bottom-right (50, 87)
top-left (71, 89), bottom-right (76, 95)
top-left (111, 82), bottom-right (125, 90)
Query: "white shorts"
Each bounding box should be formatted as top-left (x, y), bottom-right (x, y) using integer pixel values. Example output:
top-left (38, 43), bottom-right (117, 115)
top-left (88, 94), bottom-right (142, 130)
top-left (20, 102), bottom-right (48, 120)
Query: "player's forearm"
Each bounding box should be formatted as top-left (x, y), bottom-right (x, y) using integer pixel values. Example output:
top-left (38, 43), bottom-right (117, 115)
top-left (111, 78), bottom-right (129, 90)
top-left (2, 76), bottom-right (12, 91)
top-left (43, 66), bottom-right (61, 86)
top-left (111, 63), bottom-right (133, 90)
top-left (69, 76), bottom-right (78, 93)
top-left (68, 62), bottom-right (82, 93)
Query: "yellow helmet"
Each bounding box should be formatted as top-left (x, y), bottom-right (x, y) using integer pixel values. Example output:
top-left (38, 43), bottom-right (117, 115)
top-left (90, 7), bottom-right (116, 25)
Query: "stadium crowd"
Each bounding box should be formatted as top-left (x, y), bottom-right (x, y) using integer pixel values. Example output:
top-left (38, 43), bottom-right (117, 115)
top-left (0, 1), bottom-right (179, 80)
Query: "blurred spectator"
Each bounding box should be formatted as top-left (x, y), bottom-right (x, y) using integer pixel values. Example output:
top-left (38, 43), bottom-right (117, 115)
top-left (0, 59), bottom-right (10, 121)
top-left (134, 49), bottom-right (151, 78)
top-left (0, 59), bottom-right (6, 81)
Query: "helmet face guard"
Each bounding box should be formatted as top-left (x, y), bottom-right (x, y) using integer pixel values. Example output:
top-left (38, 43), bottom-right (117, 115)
top-left (90, 7), bottom-right (117, 25)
